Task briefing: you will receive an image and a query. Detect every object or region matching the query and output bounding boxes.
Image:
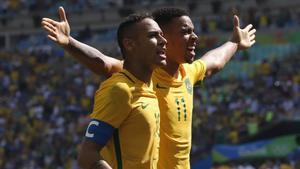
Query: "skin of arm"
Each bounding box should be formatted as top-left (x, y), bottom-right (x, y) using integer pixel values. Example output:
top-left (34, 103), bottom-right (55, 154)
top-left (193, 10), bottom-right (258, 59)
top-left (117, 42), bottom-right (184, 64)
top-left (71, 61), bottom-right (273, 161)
top-left (78, 140), bottom-right (112, 169)
top-left (200, 15), bottom-right (256, 76)
top-left (200, 41), bottom-right (238, 76)
top-left (42, 8), bottom-right (254, 78)
top-left (66, 37), bottom-right (123, 76)
top-left (41, 6), bottom-right (123, 77)
top-left (65, 14), bottom-right (254, 77)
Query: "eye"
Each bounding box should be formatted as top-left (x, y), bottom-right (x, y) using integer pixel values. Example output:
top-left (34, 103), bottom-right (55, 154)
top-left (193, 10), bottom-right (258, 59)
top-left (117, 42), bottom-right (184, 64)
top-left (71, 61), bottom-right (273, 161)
top-left (181, 29), bottom-right (188, 34)
top-left (182, 28), bottom-right (193, 35)
top-left (148, 32), bottom-right (158, 38)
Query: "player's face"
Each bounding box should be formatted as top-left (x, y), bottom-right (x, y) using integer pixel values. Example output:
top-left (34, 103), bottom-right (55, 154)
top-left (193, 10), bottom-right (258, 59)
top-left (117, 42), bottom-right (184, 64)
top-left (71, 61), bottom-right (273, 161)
top-left (163, 16), bottom-right (198, 64)
top-left (134, 18), bottom-right (167, 69)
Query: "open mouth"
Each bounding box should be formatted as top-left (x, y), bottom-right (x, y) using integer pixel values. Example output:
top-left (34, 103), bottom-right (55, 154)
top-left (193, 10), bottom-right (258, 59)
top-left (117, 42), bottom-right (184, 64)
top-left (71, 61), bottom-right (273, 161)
top-left (188, 46), bottom-right (195, 50)
top-left (187, 46), bottom-right (195, 54)
top-left (188, 44), bottom-right (196, 51)
top-left (186, 46), bottom-right (196, 62)
top-left (157, 48), bottom-right (166, 58)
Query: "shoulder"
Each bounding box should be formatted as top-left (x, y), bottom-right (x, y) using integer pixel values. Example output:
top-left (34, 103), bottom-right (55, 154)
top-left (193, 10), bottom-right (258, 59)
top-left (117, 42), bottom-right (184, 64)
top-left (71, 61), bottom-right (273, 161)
top-left (181, 59), bottom-right (207, 83)
top-left (183, 59), bottom-right (206, 69)
top-left (111, 82), bottom-right (131, 95)
top-left (182, 59), bottom-right (206, 74)
top-left (102, 72), bottom-right (131, 88)
top-left (108, 77), bottom-right (132, 101)
top-left (96, 73), bottom-right (132, 101)
top-left (97, 73), bottom-right (132, 98)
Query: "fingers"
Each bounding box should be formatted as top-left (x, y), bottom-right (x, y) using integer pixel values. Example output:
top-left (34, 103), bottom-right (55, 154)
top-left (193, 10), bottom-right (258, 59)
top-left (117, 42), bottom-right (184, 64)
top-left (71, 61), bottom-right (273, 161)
top-left (41, 20), bottom-right (57, 33)
top-left (41, 18), bottom-right (58, 42)
top-left (250, 40), bottom-right (256, 46)
top-left (41, 20), bottom-right (56, 30)
top-left (250, 34), bottom-right (255, 41)
top-left (42, 22), bottom-right (58, 40)
top-left (42, 18), bottom-right (57, 26)
top-left (43, 24), bottom-right (56, 35)
top-left (244, 24), bottom-right (253, 32)
top-left (233, 15), bottom-right (240, 28)
top-left (58, 6), bottom-right (67, 22)
top-left (249, 28), bottom-right (256, 35)
top-left (47, 35), bottom-right (58, 42)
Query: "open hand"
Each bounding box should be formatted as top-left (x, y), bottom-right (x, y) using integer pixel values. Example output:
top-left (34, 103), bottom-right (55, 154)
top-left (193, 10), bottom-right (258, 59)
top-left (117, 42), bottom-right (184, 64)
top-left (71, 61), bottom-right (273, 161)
top-left (231, 15), bottom-right (256, 50)
top-left (41, 6), bottom-right (70, 47)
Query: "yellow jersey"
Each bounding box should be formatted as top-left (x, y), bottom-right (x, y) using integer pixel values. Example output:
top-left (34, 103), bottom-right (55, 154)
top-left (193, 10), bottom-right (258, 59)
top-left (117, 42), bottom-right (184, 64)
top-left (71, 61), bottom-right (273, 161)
top-left (89, 69), bottom-right (160, 169)
top-left (152, 59), bottom-right (206, 169)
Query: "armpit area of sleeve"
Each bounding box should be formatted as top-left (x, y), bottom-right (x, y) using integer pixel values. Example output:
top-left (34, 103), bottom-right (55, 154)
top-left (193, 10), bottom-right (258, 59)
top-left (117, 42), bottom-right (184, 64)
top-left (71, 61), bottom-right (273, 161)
top-left (193, 59), bottom-right (207, 81)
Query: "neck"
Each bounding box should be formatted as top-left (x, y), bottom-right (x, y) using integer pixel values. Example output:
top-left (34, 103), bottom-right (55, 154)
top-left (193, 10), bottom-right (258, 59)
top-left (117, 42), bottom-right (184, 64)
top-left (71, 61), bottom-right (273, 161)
top-left (162, 57), bottom-right (180, 78)
top-left (123, 61), bottom-right (152, 85)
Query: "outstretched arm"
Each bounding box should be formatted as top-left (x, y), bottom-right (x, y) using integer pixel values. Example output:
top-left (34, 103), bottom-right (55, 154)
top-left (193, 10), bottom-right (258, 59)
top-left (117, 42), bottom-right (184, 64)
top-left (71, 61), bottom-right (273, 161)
top-left (41, 6), bottom-right (123, 77)
top-left (200, 15), bottom-right (256, 76)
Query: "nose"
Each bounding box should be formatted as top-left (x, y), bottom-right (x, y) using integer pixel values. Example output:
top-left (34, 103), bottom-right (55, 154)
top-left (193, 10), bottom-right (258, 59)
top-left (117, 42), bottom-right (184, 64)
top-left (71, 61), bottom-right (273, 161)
top-left (191, 32), bottom-right (198, 41)
top-left (159, 34), bottom-right (167, 46)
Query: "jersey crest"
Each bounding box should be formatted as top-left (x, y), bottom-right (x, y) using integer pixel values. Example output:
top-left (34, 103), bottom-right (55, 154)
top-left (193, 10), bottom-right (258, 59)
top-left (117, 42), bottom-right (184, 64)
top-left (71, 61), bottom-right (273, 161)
top-left (184, 78), bottom-right (192, 95)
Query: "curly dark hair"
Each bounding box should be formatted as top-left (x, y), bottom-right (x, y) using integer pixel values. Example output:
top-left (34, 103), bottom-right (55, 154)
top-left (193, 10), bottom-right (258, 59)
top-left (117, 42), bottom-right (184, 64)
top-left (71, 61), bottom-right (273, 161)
top-left (152, 7), bottom-right (188, 26)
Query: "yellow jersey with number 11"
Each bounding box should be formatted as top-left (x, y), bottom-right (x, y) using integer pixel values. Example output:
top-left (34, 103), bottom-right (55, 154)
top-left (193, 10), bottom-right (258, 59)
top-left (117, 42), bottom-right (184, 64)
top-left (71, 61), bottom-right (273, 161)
top-left (153, 59), bottom-right (206, 169)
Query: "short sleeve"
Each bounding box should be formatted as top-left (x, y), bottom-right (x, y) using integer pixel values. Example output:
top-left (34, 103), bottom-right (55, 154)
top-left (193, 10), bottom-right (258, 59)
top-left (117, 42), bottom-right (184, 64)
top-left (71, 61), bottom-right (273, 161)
top-left (91, 83), bottom-right (132, 128)
top-left (185, 59), bottom-right (206, 84)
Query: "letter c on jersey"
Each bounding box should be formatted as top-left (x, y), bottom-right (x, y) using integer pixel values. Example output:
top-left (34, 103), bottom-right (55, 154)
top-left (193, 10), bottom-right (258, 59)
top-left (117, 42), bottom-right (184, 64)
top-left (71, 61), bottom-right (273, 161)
top-left (85, 120), bottom-right (100, 138)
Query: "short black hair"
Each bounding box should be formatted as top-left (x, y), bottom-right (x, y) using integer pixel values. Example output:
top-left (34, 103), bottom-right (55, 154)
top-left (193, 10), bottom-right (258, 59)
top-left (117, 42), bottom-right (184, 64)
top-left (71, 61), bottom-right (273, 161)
top-left (152, 7), bottom-right (188, 26)
top-left (117, 13), bottom-right (153, 58)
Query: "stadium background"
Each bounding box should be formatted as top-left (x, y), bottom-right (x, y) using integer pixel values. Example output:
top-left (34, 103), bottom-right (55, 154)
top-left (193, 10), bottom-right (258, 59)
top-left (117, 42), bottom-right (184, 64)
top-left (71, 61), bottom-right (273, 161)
top-left (0, 0), bottom-right (300, 168)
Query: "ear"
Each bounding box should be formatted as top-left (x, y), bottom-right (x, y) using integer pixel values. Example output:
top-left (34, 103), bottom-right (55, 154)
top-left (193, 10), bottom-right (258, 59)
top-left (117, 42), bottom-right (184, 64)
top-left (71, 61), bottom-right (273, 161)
top-left (122, 38), bottom-right (136, 52)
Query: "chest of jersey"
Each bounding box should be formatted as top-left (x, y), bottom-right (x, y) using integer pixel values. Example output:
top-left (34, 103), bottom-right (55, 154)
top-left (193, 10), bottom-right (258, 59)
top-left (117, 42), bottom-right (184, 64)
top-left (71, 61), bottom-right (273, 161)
top-left (153, 77), bottom-right (194, 138)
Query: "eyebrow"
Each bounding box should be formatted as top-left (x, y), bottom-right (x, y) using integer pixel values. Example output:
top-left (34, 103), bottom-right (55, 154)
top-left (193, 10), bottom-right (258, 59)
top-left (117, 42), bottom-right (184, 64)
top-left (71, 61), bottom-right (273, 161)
top-left (182, 23), bottom-right (193, 28)
top-left (181, 24), bottom-right (194, 31)
top-left (148, 30), bottom-right (162, 34)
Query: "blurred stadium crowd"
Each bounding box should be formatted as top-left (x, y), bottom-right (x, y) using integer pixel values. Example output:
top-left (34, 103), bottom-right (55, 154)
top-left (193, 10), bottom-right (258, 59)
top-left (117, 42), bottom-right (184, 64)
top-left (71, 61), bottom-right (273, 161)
top-left (192, 51), bottom-right (300, 145)
top-left (1, 0), bottom-right (300, 169)
top-left (2, 0), bottom-right (300, 53)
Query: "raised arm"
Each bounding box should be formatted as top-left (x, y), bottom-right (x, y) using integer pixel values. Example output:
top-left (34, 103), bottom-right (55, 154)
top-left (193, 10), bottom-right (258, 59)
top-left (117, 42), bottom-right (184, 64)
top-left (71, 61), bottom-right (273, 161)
top-left (41, 6), bottom-right (123, 77)
top-left (200, 15), bottom-right (256, 76)
top-left (78, 140), bottom-right (112, 169)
